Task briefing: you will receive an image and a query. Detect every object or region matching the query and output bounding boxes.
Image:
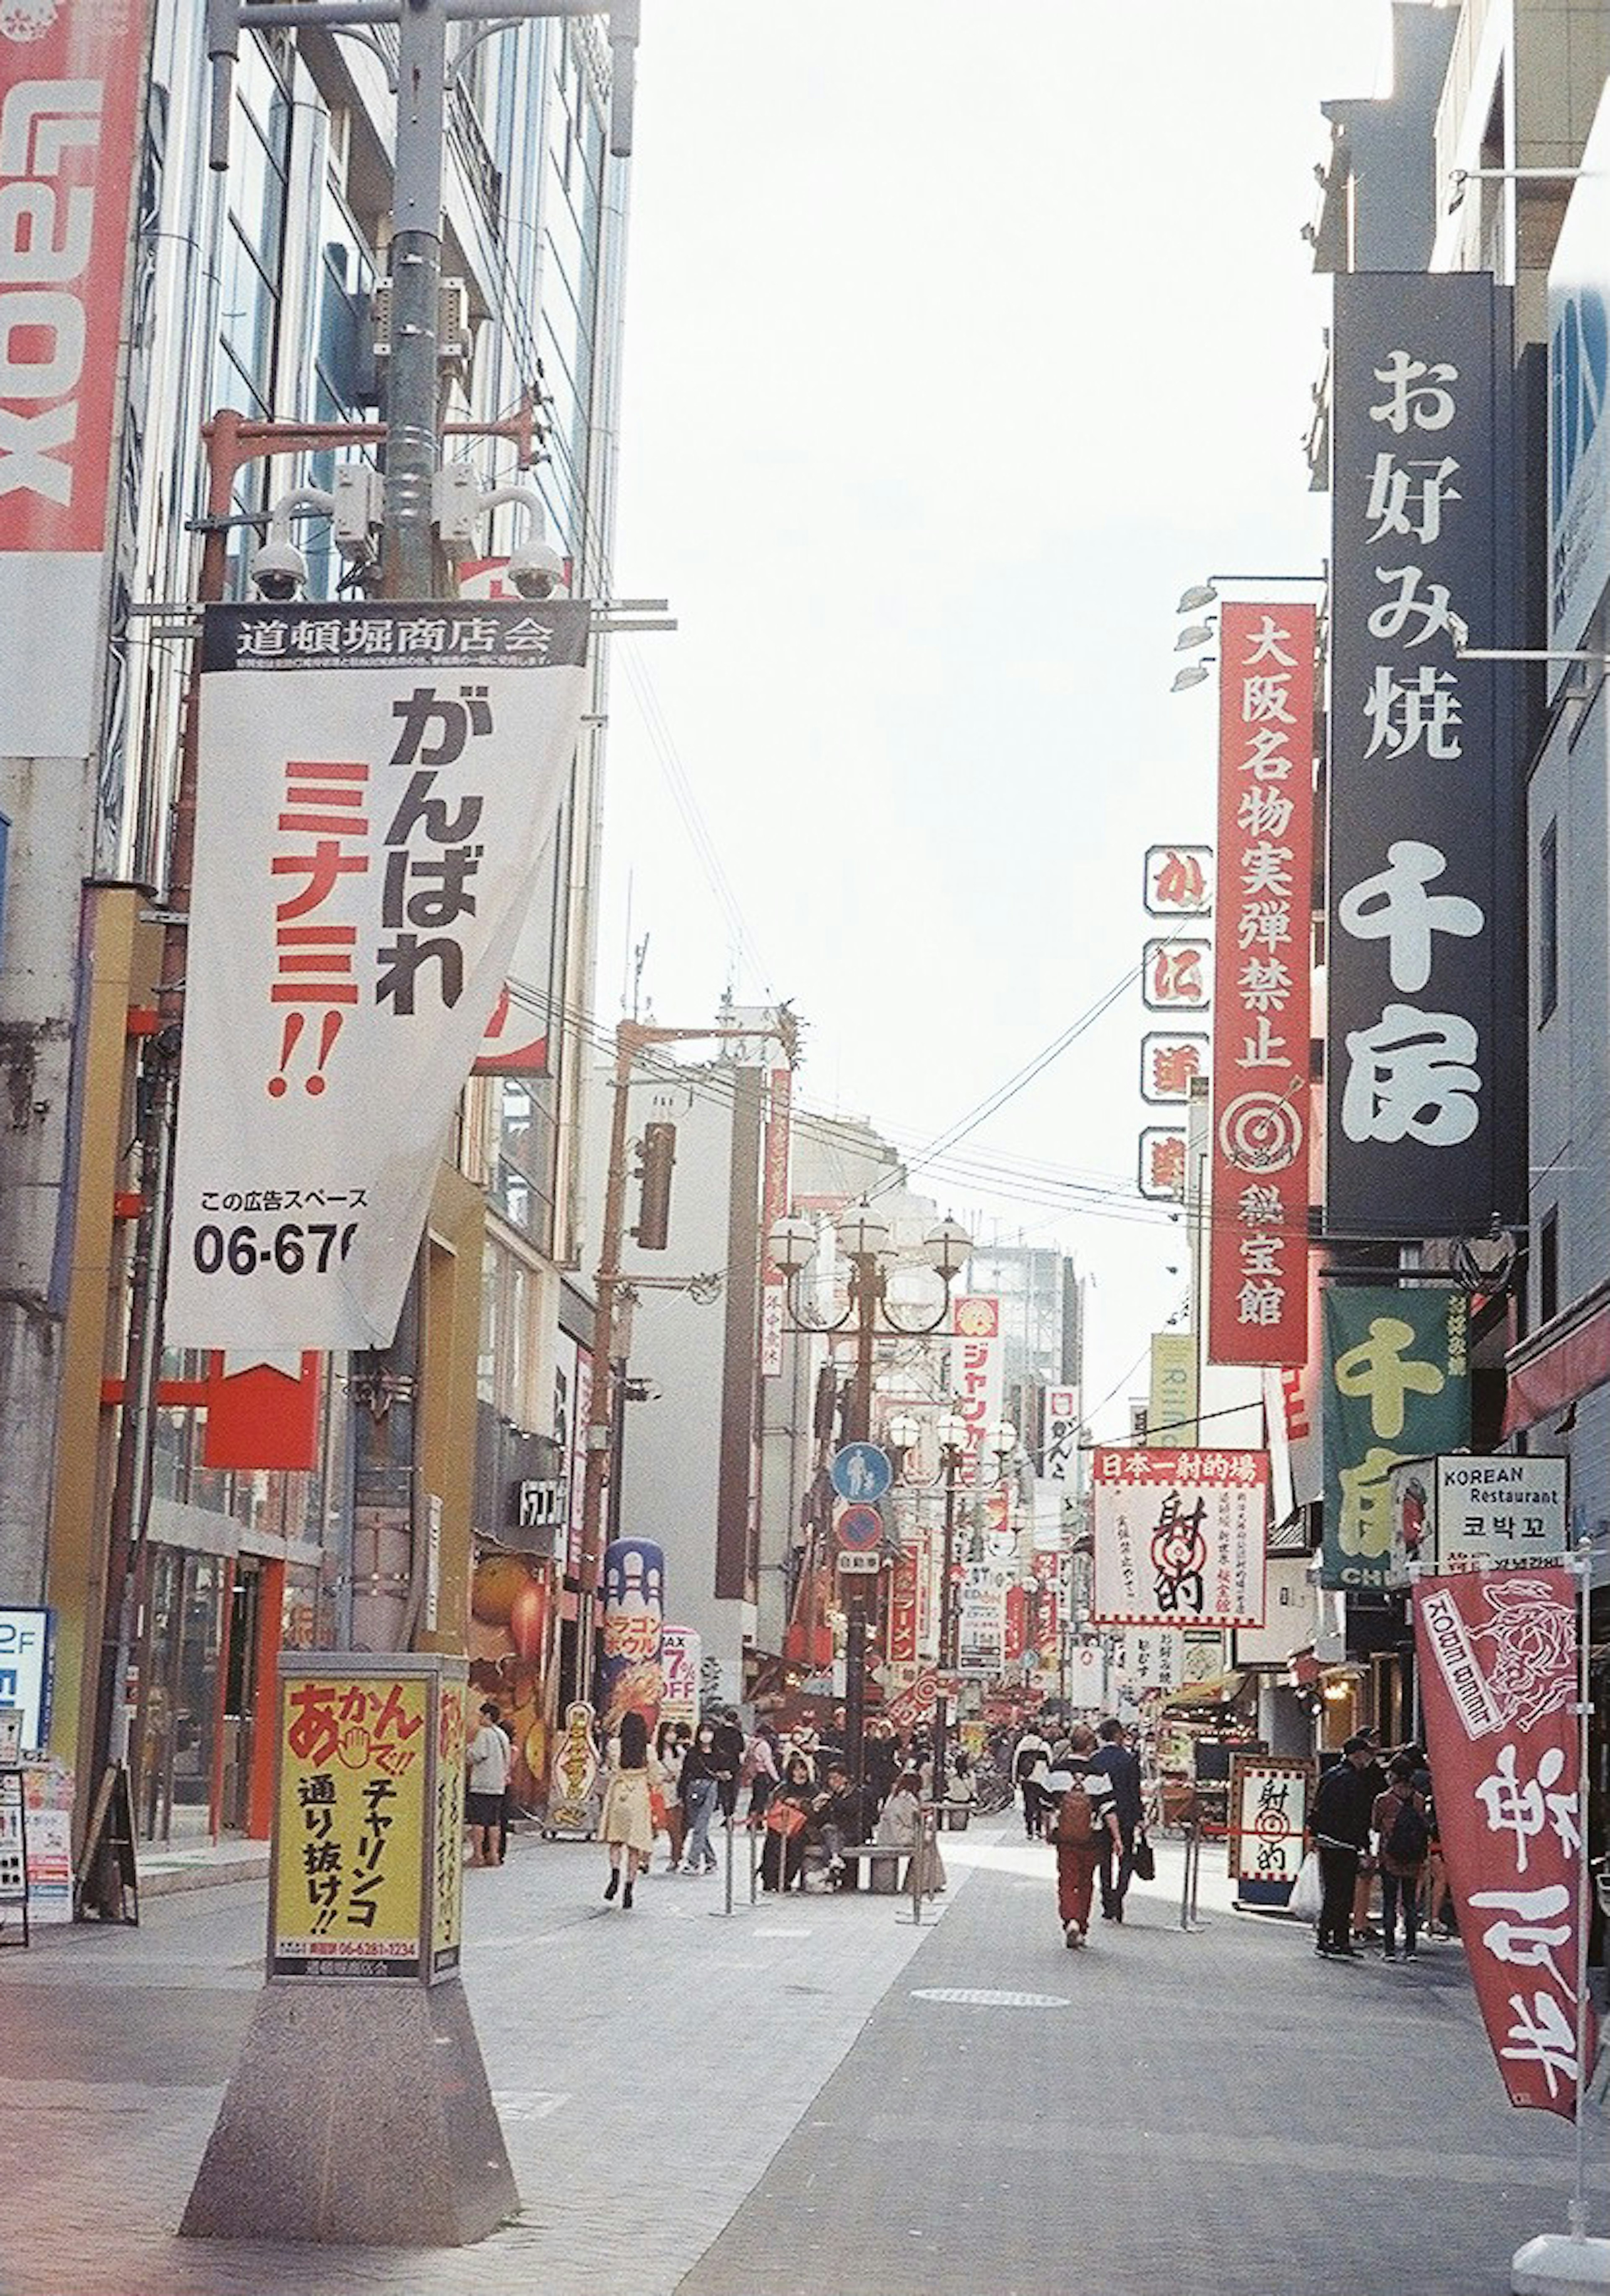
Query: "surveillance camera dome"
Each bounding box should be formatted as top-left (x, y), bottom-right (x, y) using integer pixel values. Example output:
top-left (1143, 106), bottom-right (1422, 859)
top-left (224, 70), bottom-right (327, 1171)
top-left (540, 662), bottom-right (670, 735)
top-left (505, 536), bottom-right (566, 600)
top-left (252, 538), bottom-right (309, 601)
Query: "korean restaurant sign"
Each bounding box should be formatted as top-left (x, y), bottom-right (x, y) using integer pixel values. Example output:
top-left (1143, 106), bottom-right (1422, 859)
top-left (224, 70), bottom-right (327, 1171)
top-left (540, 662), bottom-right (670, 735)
top-left (1326, 274), bottom-right (1523, 1237)
top-left (1209, 602), bottom-right (1315, 1367)
top-left (1415, 1569), bottom-right (1593, 2117)
top-left (1089, 1448), bottom-right (1267, 1629)
top-left (1320, 1284), bottom-right (1469, 1590)
top-left (0, 0), bottom-right (148, 760)
top-left (167, 602), bottom-right (589, 1349)
top-left (268, 1655), bottom-right (464, 1984)
top-left (1387, 1454), bottom-right (1568, 1586)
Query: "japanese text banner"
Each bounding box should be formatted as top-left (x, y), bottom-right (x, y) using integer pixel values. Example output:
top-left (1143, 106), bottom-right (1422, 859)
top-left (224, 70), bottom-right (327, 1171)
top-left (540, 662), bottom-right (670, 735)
top-left (1320, 1284), bottom-right (1469, 1590)
top-left (1090, 1448), bottom-right (1267, 1629)
top-left (167, 602), bottom-right (589, 1348)
top-left (1414, 1569), bottom-right (1593, 2117)
top-left (1326, 273), bottom-right (1523, 1236)
top-left (1209, 602), bottom-right (1314, 1367)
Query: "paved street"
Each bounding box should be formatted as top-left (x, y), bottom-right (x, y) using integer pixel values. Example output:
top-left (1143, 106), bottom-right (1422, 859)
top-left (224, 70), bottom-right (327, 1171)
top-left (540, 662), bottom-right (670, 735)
top-left (1, 1819), bottom-right (1602, 2296)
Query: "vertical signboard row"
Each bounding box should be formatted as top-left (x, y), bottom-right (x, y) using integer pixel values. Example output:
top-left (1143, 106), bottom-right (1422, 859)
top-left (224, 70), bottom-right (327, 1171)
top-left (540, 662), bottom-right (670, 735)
top-left (1327, 275), bottom-right (1521, 1238)
top-left (1208, 602), bottom-right (1315, 1367)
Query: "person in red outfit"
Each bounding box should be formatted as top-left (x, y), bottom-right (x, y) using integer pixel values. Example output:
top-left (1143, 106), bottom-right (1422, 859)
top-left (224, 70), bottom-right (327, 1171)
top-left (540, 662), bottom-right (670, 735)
top-left (1044, 1725), bottom-right (1123, 1948)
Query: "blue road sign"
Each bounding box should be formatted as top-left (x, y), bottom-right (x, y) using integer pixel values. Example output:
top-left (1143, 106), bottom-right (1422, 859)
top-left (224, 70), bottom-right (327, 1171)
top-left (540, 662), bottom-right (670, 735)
top-left (836, 1502), bottom-right (883, 1551)
top-left (830, 1442), bottom-right (892, 1504)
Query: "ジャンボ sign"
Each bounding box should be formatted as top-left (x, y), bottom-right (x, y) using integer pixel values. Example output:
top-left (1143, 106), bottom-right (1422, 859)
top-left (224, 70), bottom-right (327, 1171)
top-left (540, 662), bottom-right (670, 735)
top-left (949, 1296), bottom-right (1003, 1488)
top-left (1090, 1448), bottom-right (1267, 1629)
top-left (167, 602), bottom-right (589, 1350)
top-left (269, 1655), bottom-right (465, 1984)
top-left (1208, 602), bottom-right (1315, 1369)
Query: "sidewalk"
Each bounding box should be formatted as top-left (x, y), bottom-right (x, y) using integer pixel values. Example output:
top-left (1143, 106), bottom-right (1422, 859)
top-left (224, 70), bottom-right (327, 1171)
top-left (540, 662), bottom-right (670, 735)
top-left (0, 1818), bottom-right (973, 2296)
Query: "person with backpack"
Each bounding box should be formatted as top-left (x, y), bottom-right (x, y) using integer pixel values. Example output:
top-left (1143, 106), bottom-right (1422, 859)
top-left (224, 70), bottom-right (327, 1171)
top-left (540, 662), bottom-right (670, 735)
top-left (1373, 1753), bottom-right (1431, 1962)
top-left (1043, 1724), bottom-right (1123, 1948)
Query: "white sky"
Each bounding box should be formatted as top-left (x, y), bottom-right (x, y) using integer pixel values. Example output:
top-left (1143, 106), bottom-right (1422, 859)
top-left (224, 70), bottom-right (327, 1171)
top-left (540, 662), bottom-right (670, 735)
top-left (601, 0), bottom-right (1392, 1432)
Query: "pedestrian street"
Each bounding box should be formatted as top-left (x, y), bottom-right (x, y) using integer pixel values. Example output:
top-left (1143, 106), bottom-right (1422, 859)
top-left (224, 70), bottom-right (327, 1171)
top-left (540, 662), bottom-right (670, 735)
top-left (1, 1816), bottom-right (1600, 2296)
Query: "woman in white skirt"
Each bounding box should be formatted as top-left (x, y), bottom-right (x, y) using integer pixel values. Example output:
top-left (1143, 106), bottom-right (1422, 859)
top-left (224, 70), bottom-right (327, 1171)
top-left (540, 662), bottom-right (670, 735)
top-left (600, 1709), bottom-right (662, 1909)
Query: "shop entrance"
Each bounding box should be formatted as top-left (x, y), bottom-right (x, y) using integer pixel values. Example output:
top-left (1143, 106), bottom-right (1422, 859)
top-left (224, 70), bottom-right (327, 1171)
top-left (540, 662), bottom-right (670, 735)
top-left (137, 1547), bottom-right (227, 1842)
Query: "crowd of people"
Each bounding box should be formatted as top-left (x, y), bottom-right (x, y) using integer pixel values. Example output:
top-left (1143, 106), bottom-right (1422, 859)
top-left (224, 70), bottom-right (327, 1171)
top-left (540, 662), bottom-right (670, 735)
top-left (1306, 1726), bottom-right (1443, 1963)
top-left (592, 1704), bottom-right (976, 1902)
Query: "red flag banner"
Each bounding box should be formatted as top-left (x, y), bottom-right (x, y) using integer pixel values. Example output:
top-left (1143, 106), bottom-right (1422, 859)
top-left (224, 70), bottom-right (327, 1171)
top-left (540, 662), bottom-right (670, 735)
top-left (1413, 1567), bottom-right (1594, 2117)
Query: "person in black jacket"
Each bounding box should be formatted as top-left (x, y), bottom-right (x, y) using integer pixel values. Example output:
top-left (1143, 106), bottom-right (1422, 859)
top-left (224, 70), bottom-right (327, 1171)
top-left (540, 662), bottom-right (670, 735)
top-left (711, 1708), bottom-right (746, 1824)
top-left (1309, 1733), bottom-right (1378, 1958)
top-left (1092, 1718), bottom-right (1145, 1923)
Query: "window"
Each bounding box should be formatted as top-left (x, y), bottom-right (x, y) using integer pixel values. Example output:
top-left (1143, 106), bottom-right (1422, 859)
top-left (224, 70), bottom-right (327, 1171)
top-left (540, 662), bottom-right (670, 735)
top-left (1539, 1206), bottom-right (1560, 1328)
top-left (1539, 819), bottom-right (1559, 1023)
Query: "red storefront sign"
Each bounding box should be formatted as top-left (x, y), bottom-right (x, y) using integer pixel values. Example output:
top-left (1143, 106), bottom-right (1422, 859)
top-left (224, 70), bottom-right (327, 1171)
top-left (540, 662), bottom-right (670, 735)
top-left (1414, 1567), bottom-right (1593, 2118)
top-left (0, 5), bottom-right (148, 557)
top-left (886, 1546), bottom-right (919, 1666)
top-left (1208, 602), bottom-right (1316, 1367)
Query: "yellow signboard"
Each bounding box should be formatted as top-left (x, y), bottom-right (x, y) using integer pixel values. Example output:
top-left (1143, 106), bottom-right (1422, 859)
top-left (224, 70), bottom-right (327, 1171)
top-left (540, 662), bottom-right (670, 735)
top-left (1148, 1331), bottom-right (1198, 1449)
top-left (269, 1659), bottom-right (462, 1983)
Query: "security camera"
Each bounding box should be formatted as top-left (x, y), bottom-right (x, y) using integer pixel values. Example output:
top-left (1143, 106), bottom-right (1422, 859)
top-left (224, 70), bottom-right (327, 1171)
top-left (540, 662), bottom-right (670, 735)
top-left (504, 536), bottom-right (566, 600)
top-left (252, 539), bottom-right (309, 602)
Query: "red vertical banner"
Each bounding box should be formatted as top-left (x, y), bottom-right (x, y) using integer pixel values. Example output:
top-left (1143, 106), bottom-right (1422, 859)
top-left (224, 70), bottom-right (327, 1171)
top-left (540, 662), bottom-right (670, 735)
top-left (1208, 602), bottom-right (1316, 1366)
top-left (1003, 1583), bottom-right (1028, 1666)
top-left (1414, 1569), bottom-right (1593, 2118)
top-left (887, 1546), bottom-right (919, 1667)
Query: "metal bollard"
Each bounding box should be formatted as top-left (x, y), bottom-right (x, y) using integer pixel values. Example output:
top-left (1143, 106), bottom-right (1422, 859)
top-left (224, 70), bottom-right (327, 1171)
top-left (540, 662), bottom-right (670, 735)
top-left (1179, 1818), bottom-right (1205, 1932)
top-left (710, 1806), bottom-right (737, 1919)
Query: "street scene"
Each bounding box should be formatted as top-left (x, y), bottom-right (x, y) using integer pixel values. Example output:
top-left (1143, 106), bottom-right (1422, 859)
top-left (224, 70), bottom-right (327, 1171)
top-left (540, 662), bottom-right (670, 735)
top-left (8, 0), bottom-right (1610, 2292)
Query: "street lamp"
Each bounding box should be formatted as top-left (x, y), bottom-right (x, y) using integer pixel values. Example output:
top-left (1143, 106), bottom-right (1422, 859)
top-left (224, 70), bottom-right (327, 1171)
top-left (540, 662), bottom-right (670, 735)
top-left (769, 1202), bottom-right (973, 1805)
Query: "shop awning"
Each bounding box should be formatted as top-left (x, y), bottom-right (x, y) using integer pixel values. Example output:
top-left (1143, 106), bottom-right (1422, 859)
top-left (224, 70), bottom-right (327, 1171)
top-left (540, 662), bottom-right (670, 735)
top-left (1502, 1277), bottom-right (1610, 1436)
top-left (1160, 1670), bottom-right (1245, 1710)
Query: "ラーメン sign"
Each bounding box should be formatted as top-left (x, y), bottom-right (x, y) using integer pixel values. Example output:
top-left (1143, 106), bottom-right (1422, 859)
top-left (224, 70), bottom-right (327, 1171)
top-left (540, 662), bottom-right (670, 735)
top-left (166, 602), bottom-right (590, 1350)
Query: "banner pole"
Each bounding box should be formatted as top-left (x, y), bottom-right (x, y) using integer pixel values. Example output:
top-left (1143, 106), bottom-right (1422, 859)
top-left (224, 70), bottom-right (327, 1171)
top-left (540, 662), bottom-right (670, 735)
top-left (1573, 1536), bottom-right (1591, 2243)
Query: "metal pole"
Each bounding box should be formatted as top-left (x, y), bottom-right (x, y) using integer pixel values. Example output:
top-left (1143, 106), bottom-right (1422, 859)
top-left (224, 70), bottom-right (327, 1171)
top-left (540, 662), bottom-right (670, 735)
top-left (933, 1449), bottom-right (958, 1805)
top-left (1572, 1537), bottom-right (1592, 2240)
top-left (382, 0), bottom-right (449, 600)
top-left (844, 1260), bottom-right (876, 1815)
top-left (581, 1022), bottom-right (639, 1703)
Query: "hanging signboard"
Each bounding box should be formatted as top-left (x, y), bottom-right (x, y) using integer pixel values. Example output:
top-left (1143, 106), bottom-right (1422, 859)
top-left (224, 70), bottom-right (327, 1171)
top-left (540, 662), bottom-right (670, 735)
top-left (1388, 1455), bottom-right (1568, 1586)
top-left (1209, 601), bottom-right (1315, 1368)
top-left (1321, 1284), bottom-right (1470, 1590)
top-left (1041, 1385), bottom-right (1080, 1484)
top-left (1111, 1627), bottom-right (1184, 1697)
top-left (949, 1298), bottom-right (1002, 1488)
top-left (1326, 272), bottom-right (1523, 1237)
top-left (1228, 1753), bottom-right (1312, 1909)
top-left (660, 1628), bottom-right (701, 1733)
top-left (1140, 1031), bottom-right (1210, 1105)
top-left (1090, 1448), bottom-right (1267, 1629)
top-left (1143, 845), bottom-right (1213, 916)
top-left (167, 601), bottom-right (590, 1350)
top-left (1414, 1568), bottom-right (1593, 2117)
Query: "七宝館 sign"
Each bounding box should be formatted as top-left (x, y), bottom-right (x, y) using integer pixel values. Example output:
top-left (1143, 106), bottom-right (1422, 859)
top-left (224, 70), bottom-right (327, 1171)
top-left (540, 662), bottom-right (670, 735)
top-left (269, 1655), bottom-right (464, 1983)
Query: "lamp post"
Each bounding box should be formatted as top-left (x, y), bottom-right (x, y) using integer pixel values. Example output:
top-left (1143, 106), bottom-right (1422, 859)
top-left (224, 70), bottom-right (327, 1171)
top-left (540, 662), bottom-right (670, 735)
top-left (768, 1203), bottom-right (971, 1806)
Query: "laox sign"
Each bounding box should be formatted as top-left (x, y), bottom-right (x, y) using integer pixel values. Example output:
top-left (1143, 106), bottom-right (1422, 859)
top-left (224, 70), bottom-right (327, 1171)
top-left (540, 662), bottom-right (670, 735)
top-left (0, 80), bottom-right (101, 511)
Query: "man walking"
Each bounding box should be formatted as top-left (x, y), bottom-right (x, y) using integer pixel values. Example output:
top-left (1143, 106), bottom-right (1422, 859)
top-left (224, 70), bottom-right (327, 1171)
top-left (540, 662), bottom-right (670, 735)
top-left (1091, 1717), bottom-right (1143, 1923)
top-left (1044, 1725), bottom-right (1123, 1949)
top-left (1309, 1732), bottom-right (1376, 1959)
top-left (1013, 1722), bottom-right (1052, 1839)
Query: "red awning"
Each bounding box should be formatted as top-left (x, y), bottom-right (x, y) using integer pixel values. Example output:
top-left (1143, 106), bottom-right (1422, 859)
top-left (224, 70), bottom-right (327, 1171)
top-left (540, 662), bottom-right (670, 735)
top-left (1503, 1281), bottom-right (1610, 1436)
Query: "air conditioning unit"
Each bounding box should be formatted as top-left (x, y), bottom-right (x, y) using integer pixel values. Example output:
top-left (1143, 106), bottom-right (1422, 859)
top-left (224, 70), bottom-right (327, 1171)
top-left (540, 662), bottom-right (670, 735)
top-left (371, 275), bottom-right (475, 371)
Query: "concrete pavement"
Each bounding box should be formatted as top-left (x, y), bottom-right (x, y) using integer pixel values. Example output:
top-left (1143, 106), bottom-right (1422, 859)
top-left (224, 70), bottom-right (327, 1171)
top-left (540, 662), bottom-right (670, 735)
top-left (1, 1819), bottom-right (1603, 2296)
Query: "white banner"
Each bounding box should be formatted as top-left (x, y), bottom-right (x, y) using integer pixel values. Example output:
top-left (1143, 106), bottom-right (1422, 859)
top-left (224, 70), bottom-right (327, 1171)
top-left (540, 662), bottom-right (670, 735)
top-left (949, 1296), bottom-right (1002, 1488)
top-left (1111, 1626), bottom-right (1184, 1695)
top-left (167, 602), bottom-right (588, 1347)
top-left (1090, 1447), bottom-right (1268, 1629)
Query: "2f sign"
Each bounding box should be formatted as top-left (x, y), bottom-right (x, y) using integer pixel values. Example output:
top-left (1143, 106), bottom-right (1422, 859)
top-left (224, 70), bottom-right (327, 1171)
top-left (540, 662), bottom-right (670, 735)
top-left (0, 81), bottom-right (101, 514)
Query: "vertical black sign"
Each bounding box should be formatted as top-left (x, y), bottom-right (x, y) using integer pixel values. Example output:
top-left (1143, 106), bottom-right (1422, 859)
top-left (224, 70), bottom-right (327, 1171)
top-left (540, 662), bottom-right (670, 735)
top-left (1327, 274), bottom-right (1522, 1237)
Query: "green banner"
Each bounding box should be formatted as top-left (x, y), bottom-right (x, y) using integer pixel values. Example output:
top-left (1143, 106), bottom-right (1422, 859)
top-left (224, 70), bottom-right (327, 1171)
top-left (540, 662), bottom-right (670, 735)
top-left (1321, 1286), bottom-right (1469, 1590)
